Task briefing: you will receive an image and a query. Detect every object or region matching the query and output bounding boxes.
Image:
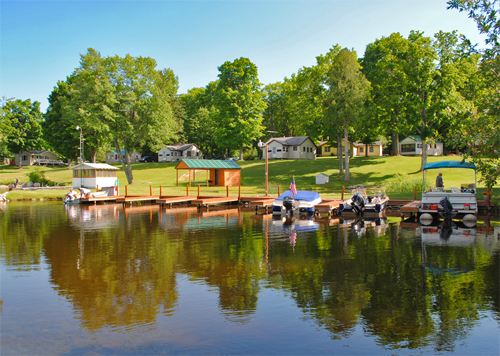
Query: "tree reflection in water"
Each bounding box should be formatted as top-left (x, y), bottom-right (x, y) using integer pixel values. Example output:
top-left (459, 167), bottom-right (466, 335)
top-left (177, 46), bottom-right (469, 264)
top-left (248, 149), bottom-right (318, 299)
top-left (1, 202), bottom-right (498, 353)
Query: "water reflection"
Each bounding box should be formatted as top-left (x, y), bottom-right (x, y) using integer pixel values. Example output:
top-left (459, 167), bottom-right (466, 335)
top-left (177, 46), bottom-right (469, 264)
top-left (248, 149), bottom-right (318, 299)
top-left (1, 202), bottom-right (498, 355)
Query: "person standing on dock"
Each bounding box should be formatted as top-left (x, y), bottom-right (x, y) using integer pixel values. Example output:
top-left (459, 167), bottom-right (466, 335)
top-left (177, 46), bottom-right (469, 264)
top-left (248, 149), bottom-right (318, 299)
top-left (78, 187), bottom-right (91, 198)
top-left (436, 172), bottom-right (444, 191)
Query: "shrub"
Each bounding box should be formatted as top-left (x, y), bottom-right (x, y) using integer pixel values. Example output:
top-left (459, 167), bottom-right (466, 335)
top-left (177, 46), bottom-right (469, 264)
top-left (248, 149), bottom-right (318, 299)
top-left (385, 173), bottom-right (430, 192)
top-left (26, 168), bottom-right (50, 186)
top-left (243, 147), bottom-right (258, 161)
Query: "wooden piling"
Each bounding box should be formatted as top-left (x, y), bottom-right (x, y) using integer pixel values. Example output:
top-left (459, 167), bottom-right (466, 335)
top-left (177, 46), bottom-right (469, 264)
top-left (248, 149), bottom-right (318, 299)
top-left (150, 185), bottom-right (152, 196)
top-left (125, 185), bottom-right (128, 197)
top-left (341, 186), bottom-right (344, 200)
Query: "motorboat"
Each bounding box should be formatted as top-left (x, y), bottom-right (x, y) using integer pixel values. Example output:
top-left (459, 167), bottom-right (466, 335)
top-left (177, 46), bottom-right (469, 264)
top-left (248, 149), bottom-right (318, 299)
top-left (64, 190), bottom-right (108, 204)
top-left (418, 161), bottom-right (477, 225)
top-left (339, 187), bottom-right (389, 216)
top-left (272, 190), bottom-right (322, 216)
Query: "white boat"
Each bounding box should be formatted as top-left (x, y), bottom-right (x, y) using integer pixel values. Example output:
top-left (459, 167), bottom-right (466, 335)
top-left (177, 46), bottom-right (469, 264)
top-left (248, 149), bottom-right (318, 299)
top-left (272, 190), bottom-right (322, 216)
top-left (339, 187), bottom-right (389, 216)
top-left (64, 190), bottom-right (108, 204)
top-left (418, 161), bottom-right (477, 225)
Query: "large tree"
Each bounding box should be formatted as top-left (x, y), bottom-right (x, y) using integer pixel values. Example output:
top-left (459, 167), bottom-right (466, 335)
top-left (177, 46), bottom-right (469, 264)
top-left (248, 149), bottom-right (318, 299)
top-left (323, 48), bottom-right (371, 181)
top-left (63, 48), bottom-right (179, 184)
top-left (447, 0), bottom-right (500, 190)
top-left (1, 98), bottom-right (44, 168)
top-left (213, 57), bottom-right (266, 159)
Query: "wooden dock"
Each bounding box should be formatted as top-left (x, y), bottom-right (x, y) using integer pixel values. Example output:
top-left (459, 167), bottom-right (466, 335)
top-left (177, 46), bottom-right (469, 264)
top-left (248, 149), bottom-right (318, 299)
top-left (116, 195), bottom-right (160, 205)
top-left (191, 196), bottom-right (240, 208)
top-left (315, 199), bottom-right (343, 216)
top-left (400, 200), bottom-right (421, 218)
top-left (156, 195), bottom-right (198, 206)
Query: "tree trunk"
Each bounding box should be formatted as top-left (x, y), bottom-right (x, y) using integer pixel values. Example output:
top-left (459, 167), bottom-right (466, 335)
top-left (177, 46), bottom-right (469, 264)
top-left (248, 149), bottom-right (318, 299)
top-left (239, 146), bottom-right (243, 161)
top-left (365, 143), bottom-right (368, 157)
top-left (392, 132), bottom-right (400, 155)
top-left (18, 151), bottom-right (22, 169)
top-left (344, 127), bottom-right (350, 181)
top-left (420, 142), bottom-right (428, 172)
top-left (114, 139), bottom-right (135, 184)
top-left (338, 135), bottom-right (343, 175)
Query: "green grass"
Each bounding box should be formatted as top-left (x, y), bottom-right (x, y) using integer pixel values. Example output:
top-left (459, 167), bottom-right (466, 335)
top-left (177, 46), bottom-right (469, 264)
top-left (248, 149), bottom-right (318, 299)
top-left (1, 156), bottom-right (498, 201)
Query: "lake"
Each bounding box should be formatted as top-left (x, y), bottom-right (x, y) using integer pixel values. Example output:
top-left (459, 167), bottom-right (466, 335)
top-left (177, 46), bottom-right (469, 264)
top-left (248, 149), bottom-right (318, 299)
top-left (1, 201), bottom-right (499, 355)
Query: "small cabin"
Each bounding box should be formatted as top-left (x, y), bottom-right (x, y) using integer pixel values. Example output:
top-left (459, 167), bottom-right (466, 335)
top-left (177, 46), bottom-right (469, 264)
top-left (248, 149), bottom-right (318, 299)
top-left (105, 150), bottom-right (142, 163)
top-left (400, 135), bottom-right (443, 156)
top-left (265, 136), bottom-right (317, 160)
top-left (175, 159), bottom-right (241, 187)
top-left (159, 144), bottom-right (203, 163)
top-left (14, 150), bottom-right (63, 166)
top-left (70, 163), bottom-right (119, 189)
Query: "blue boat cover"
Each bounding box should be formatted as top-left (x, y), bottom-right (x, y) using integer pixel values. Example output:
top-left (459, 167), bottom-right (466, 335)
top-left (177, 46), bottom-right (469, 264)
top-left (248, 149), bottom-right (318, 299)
top-left (423, 161), bottom-right (475, 171)
top-left (275, 190), bottom-right (321, 201)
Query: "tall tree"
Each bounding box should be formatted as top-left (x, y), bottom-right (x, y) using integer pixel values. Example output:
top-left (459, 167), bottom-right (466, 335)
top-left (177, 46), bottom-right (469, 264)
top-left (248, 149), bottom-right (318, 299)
top-left (323, 48), bottom-right (371, 181)
top-left (447, 0), bottom-right (500, 189)
top-left (214, 57), bottom-right (266, 159)
top-left (362, 33), bottom-right (412, 155)
top-left (0, 98), bottom-right (44, 168)
top-left (64, 48), bottom-right (179, 184)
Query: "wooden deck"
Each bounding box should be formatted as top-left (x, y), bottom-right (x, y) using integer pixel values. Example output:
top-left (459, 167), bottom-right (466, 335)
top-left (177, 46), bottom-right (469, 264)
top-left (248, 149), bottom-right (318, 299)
top-left (191, 196), bottom-right (240, 208)
top-left (116, 195), bottom-right (160, 205)
top-left (315, 199), bottom-right (343, 216)
top-left (80, 195), bottom-right (121, 204)
top-left (400, 200), bottom-right (421, 217)
top-left (156, 195), bottom-right (198, 206)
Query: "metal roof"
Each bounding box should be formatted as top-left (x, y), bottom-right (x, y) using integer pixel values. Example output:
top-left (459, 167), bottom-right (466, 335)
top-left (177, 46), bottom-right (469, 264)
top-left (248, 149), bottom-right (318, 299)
top-left (423, 161), bottom-right (475, 171)
top-left (265, 136), bottom-right (315, 147)
top-left (70, 163), bottom-right (120, 170)
top-left (176, 159), bottom-right (241, 169)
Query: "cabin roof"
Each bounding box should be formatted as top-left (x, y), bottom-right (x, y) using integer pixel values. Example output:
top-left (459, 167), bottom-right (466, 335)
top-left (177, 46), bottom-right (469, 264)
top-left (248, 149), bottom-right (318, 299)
top-left (70, 163), bottom-right (120, 170)
top-left (175, 159), bottom-right (241, 170)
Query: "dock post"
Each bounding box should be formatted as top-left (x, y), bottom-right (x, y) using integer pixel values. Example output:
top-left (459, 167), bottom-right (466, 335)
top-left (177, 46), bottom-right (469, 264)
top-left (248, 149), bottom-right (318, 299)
top-left (187, 185), bottom-right (189, 196)
top-left (341, 186), bottom-right (344, 200)
top-left (238, 185), bottom-right (241, 199)
top-left (198, 185), bottom-right (200, 198)
top-left (278, 185), bottom-right (280, 196)
top-left (150, 185), bottom-right (152, 196)
top-left (126, 185), bottom-right (128, 197)
top-left (160, 185), bottom-right (162, 197)
top-left (226, 185), bottom-right (229, 197)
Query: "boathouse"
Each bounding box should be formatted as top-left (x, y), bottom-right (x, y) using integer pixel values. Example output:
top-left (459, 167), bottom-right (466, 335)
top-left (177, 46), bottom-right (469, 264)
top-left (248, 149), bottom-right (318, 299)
top-left (70, 163), bottom-right (119, 189)
top-left (175, 159), bottom-right (241, 187)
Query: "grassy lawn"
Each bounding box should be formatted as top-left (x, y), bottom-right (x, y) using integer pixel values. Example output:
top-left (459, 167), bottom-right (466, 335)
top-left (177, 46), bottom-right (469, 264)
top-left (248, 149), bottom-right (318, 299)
top-left (1, 156), bottom-right (498, 201)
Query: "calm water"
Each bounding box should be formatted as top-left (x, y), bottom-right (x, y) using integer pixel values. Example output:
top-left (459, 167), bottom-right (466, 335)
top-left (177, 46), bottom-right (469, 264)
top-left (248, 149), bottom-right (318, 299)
top-left (1, 201), bottom-right (499, 355)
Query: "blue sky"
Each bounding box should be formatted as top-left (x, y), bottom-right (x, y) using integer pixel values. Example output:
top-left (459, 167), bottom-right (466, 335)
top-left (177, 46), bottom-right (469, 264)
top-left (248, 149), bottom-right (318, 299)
top-left (1, 0), bottom-right (486, 113)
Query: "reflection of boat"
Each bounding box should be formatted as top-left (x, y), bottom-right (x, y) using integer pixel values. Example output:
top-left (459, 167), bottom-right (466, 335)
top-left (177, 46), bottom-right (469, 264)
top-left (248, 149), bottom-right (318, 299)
top-left (272, 215), bottom-right (320, 233)
top-left (418, 161), bottom-right (477, 224)
top-left (418, 221), bottom-right (477, 246)
top-left (272, 190), bottom-right (322, 216)
top-left (339, 187), bottom-right (389, 216)
top-left (340, 216), bottom-right (388, 236)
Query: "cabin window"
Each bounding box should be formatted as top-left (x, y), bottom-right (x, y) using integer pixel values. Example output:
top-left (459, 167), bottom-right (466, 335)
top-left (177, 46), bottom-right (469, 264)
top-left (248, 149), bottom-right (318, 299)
top-left (285, 147), bottom-right (289, 152)
top-left (272, 147), bottom-right (277, 154)
top-left (370, 147), bottom-right (374, 152)
top-left (401, 144), bottom-right (415, 153)
top-left (434, 144), bottom-right (437, 148)
top-left (166, 153), bottom-right (170, 156)
top-left (360, 147), bottom-right (364, 153)
top-left (196, 152), bottom-right (199, 156)
top-left (277, 149), bottom-right (282, 152)
top-left (293, 146), bottom-right (298, 151)
top-left (187, 151), bottom-right (192, 157)
top-left (417, 144), bottom-right (422, 149)
top-left (325, 147), bottom-right (331, 152)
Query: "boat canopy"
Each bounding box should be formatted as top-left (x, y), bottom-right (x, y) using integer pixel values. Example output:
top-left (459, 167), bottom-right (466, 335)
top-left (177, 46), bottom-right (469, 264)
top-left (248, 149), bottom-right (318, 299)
top-left (423, 161), bottom-right (475, 171)
top-left (275, 190), bottom-right (321, 202)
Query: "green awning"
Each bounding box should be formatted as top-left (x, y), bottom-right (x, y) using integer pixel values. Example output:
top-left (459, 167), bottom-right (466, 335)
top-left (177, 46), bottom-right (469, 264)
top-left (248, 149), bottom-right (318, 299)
top-left (176, 159), bottom-right (241, 169)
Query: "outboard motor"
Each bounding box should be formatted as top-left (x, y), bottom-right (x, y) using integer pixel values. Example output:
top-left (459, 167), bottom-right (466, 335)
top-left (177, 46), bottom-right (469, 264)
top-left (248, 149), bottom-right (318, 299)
top-left (350, 193), bottom-right (365, 216)
top-left (439, 197), bottom-right (453, 222)
top-left (283, 196), bottom-right (295, 216)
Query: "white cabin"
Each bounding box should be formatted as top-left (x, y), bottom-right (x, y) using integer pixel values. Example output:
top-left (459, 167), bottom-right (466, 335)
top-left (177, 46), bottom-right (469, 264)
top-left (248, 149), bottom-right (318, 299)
top-left (70, 163), bottom-right (119, 189)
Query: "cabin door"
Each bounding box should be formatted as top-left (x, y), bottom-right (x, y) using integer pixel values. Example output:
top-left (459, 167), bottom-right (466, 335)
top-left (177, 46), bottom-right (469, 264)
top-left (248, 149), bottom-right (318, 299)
top-left (215, 170), bottom-right (219, 186)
